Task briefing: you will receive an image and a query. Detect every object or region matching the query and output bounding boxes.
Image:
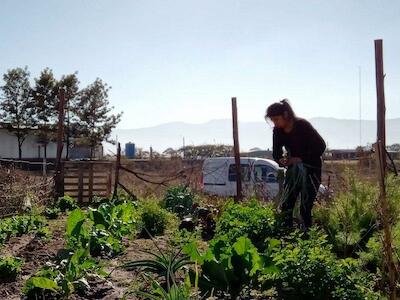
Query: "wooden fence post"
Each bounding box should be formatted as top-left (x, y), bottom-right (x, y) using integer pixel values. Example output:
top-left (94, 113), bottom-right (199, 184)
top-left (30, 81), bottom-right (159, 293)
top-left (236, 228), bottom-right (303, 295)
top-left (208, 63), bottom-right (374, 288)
top-left (112, 143), bottom-right (121, 199)
top-left (54, 88), bottom-right (65, 200)
top-left (232, 97), bottom-right (242, 201)
top-left (374, 39), bottom-right (396, 300)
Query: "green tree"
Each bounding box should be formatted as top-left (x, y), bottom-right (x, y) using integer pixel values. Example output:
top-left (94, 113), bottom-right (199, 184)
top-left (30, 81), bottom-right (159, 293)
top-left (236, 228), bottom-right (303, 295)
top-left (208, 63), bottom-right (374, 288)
top-left (57, 72), bottom-right (80, 159)
top-left (0, 67), bottom-right (36, 159)
top-left (73, 79), bottom-right (121, 158)
top-left (32, 68), bottom-right (58, 159)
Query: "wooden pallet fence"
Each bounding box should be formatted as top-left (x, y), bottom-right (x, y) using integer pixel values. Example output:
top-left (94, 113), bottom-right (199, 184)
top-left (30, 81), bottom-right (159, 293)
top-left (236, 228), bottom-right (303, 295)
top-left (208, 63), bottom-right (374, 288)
top-left (63, 161), bottom-right (113, 203)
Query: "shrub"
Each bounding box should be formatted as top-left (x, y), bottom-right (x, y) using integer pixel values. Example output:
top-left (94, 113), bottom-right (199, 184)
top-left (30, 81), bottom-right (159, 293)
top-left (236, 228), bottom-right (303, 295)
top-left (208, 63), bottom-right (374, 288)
top-left (386, 175), bottom-right (400, 223)
top-left (0, 256), bottom-right (23, 282)
top-left (162, 185), bottom-right (195, 217)
top-left (358, 220), bottom-right (400, 274)
top-left (215, 199), bottom-right (277, 250)
top-left (139, 201), bottom-right (171, 237)
top-left (270, 228), bottom-right (381, 300)
top-left (314, 171), bottom-right (377, 257)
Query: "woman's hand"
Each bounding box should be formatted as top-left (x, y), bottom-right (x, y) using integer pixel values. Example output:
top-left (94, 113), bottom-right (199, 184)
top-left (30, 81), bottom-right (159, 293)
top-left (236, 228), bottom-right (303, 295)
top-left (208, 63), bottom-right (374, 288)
top-left (279, 157), bottom-right (302, 166)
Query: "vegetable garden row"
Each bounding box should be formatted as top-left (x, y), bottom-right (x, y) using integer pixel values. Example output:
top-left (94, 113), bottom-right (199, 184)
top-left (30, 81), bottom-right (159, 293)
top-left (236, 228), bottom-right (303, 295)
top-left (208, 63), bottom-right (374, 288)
top-left (0, 171), bottom-right (399, 299)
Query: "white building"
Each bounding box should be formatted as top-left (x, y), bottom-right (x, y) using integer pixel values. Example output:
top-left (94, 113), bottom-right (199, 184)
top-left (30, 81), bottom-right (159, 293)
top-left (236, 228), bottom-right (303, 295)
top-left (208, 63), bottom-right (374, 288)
top-left (0, 127), bottom-right (103, 160)
top-left (0, 128), bottom-right (65, 159)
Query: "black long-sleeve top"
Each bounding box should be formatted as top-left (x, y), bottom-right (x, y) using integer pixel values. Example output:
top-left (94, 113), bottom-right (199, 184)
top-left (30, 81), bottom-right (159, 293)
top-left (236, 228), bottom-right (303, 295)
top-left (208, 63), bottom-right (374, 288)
top-left (272, 118), bottom-right (326, 172)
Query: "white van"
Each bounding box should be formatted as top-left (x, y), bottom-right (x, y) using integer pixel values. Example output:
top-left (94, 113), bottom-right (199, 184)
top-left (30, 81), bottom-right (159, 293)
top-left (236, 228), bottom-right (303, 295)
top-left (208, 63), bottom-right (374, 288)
top-left (201, 157), bottom-right (282, 200)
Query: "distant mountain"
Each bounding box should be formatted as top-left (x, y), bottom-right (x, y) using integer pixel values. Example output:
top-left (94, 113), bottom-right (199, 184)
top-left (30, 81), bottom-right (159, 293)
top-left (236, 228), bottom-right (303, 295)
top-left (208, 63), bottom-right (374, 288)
top-left (106, 117), bottom-right (400, 154)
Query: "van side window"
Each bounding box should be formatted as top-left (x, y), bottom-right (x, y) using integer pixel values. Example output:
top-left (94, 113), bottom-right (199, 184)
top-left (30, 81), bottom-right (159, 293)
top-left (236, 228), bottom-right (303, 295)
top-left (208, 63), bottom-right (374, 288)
top-left (254, 165), bottom-right (277, 183)
top-left (228, 164), bottom-right (250, 182)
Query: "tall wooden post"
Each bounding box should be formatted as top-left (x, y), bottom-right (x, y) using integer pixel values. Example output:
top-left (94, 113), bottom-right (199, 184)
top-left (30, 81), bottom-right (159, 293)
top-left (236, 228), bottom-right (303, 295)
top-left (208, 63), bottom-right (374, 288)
top-left (150, 146), bottom-right (153, 160)
top-left (112, 142), bottom-right (121, 199)
top-left (66, 99), bottom-right (70, 160)
top-left (54, 88), bottom-right (66, 200)
top-left (374, 39), bottom-right (396, 299)
top-left (375, 39), bottom-right (386, 162)
top-left (231, 97), bottom-right (242, 201)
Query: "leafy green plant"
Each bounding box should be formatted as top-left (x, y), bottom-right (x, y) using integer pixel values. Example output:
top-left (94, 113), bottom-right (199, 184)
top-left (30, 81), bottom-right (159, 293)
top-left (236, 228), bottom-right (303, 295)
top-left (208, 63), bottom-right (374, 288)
top-left (23, 247), bottom-right (100, 299)
top-left (66, 200), bottom-right (139, 257)
top-left (135, 278), bottom-right (192, 300)
top-left (122, 272), bottom-right (193, 300)
top-left (44, 207), bottom-right (61, 219)
top-left (270, 228), bottom-right (381, 300)
top-left (314, 171), bottom-right (378, 257)
top-left (169, 228), bottom-right (201, 249)
top-left (88, 227), bottom-right (123, 257)
top-left (0, 214), bottom-right (47, 245)
top-left (139, 201), bottom-right (170, 237)
top-left (215, 199), bottom-right (277, 250)
top-left (0, 256), bottom-right (23, 282)
top-left (35, 226), bottom-right (52, 239)
top-left (162, 185), bottom-right (195, 217)
top-left (45, 195), bottom-right (78, 219)
top-left (65, 208), bottom-right (111, 257)
top-left (23, 197), bottom-right (140, 299)
top-left (184, 235), bottom-right (271, 299)
top-left (88, 200), bottom-right (139, 239)
top-left (57, 195), bottom-right (78, 212)
top-left (24, 275), bottom-right (60, 299)
top-left (65, 208), bottom-right (90, 249)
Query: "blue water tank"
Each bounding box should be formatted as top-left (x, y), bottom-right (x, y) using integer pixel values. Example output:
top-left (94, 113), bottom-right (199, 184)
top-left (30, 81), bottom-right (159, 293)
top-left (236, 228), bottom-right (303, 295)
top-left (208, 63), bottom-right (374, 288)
top-left (125, 143), bottom-right (136, 159)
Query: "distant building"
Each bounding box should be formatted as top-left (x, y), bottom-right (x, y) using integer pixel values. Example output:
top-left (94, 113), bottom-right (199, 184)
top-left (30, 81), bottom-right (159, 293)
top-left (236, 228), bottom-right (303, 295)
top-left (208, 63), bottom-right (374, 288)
top-left (0, 127), bottom-right (64, 159)
top-left (0, 127), bottom-right (102, 160)
top-left (324, 149), bottom-right (358, 160)
top-left (242, 148), bottom-right (273, 159)
top-left (69, 144), bottom-right (103, 160)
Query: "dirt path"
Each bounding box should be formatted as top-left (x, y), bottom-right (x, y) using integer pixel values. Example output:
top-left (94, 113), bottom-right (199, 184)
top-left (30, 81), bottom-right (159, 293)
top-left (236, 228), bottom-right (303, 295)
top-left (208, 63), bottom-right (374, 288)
top-left (104, 236), bottom-right (170, 300)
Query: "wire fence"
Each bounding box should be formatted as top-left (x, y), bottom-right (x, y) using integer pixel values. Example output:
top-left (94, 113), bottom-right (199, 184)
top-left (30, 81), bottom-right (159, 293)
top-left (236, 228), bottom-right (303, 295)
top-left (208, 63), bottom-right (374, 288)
top-left (0, 153), bottom-right (385, 218)
top-left (0, 161), bottom-right (54, 217)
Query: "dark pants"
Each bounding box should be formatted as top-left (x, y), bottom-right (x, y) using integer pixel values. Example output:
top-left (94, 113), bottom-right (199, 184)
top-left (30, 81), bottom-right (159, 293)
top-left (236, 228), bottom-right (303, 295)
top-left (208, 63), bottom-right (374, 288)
top-left (281, 164), bottom-right (321, 229)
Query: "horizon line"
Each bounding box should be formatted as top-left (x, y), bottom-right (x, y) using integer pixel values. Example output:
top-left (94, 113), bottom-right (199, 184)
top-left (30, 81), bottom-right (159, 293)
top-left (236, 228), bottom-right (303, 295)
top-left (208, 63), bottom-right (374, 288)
top-left (115, 116), bottom-right (400, 130)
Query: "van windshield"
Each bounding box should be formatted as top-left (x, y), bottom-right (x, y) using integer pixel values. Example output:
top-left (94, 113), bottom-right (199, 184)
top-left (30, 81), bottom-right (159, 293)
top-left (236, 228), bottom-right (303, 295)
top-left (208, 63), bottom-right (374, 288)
top-left (228, 164), bottom-right (251, 182)
top-left (254, 164), bottom-right (277, 182)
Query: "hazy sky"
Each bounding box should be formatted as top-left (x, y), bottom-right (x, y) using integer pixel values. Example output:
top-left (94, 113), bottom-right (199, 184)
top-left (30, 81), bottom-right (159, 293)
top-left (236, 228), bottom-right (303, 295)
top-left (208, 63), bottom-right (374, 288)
top-left (1, 0), bottom-right (399, 129)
